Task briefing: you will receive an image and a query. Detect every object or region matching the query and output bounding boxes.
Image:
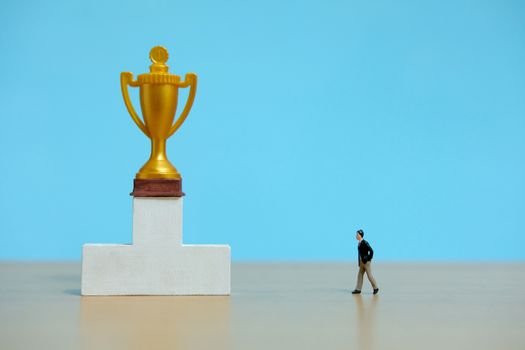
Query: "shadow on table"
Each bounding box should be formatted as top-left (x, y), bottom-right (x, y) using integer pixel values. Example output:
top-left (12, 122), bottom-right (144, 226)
top-left (79, 295), bottom-right (231, 350)
top-left (63, 288), bottom-right (81, 296)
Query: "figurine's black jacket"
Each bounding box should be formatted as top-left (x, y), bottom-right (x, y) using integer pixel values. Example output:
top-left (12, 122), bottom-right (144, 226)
top-left (358, 240), bottom-right (374, 265)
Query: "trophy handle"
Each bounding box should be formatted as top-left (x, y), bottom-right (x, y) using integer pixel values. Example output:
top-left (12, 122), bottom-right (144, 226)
top-left (120, 72), bottom-right (150, 137)
top-left (168, 73), bottom-right (198, 137)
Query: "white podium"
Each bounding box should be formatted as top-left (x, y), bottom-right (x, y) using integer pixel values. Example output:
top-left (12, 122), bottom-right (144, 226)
top-left (81, 197), bottom-right (230, 295)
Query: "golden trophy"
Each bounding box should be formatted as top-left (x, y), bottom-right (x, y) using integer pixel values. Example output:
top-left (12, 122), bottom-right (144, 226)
top-left (81, 46), bottom-right (230, 297)
top-left (121, 46), bottom-right (197, 196)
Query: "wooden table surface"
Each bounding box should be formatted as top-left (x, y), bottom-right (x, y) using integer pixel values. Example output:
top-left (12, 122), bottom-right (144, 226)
top-left (1, 262), bottom-right (524, 350)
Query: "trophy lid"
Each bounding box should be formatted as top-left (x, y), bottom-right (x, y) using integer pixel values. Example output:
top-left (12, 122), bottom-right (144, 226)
top-left (137, 46), bottom-right (180, 85)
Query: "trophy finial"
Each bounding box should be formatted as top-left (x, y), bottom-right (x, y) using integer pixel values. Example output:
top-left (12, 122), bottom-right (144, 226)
top-left (149, 46), bottom-right (169, 73)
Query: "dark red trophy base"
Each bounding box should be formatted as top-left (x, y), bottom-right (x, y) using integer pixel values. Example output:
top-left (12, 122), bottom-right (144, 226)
top-left (131, 178), bottom-right (185, 197)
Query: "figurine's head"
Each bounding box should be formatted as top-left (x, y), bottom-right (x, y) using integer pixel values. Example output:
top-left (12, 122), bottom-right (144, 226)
top-left (356, 229), bottom-right (364, 241)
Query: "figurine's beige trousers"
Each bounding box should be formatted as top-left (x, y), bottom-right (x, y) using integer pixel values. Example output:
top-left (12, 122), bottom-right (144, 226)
top-left (355, 261), bottom-right (378, 291)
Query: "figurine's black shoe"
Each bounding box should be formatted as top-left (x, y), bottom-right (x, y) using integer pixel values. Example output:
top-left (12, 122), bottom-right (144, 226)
top-left (373, 288), bottom-right (379, 295)
top-left (351, 290), bottom-right (361, 294)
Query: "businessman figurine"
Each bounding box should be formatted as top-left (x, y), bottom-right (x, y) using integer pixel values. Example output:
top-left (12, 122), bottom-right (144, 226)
top-left (352, 229), bottom-right (379, 295)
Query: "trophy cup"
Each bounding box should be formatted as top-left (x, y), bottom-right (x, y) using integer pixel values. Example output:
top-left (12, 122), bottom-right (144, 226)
top-left (81, 46), bottom-right (231, 296)
top-left (121, 46), bottom-right (196, 196)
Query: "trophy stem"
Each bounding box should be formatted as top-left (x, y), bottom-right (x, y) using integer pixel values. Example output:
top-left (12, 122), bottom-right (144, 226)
top-left (136, 138), bottom-right (180, 179)
top-left (150, 138), bottom-right (168, 161)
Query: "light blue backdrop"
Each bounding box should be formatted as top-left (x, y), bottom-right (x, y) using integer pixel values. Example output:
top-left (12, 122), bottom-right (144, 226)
top-left (0, 0), bottom-right (524, 260)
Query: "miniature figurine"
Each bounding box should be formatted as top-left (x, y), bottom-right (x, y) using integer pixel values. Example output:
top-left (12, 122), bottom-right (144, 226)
top-left (352, 229), bottom-right (379, 295)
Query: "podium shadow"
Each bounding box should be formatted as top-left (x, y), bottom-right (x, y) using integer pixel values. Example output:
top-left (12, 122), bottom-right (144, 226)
top-left (80, 295), bottom-right (231, 350)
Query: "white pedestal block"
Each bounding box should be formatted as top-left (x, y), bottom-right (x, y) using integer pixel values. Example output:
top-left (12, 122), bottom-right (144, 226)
top-left (81, 197), bottom-right (230, 296)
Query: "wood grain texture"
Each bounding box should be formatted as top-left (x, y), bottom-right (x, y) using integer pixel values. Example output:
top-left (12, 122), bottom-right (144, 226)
top-left (131, 178), bottom-right (184, 197)
top-left (0, 262), bottom-right (524, 350)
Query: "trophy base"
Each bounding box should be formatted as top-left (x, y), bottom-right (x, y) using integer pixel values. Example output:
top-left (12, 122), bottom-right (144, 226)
top-left (136, 159), bottom-right (182, 180)
top-left (131, 178), bottom-right (184, 197)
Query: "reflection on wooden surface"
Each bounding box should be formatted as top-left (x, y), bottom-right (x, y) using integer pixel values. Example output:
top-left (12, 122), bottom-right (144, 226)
top-left (80, 296), bottom-right (230, 350)
top-left (355, 295), bottom-right (378, 350)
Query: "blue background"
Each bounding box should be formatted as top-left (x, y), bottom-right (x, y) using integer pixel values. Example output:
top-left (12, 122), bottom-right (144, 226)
top-left (0, 0), bottom-right (523, 261)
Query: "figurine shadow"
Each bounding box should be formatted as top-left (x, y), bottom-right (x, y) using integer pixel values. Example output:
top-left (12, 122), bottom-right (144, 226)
top-left (332, 287), bottom-right (352, 293)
